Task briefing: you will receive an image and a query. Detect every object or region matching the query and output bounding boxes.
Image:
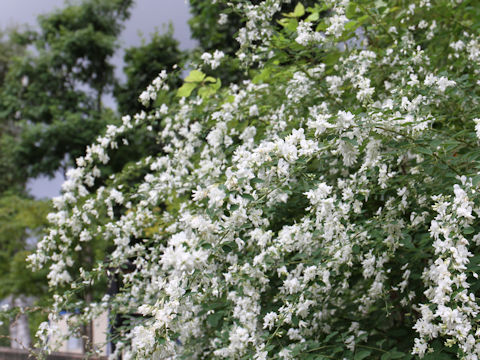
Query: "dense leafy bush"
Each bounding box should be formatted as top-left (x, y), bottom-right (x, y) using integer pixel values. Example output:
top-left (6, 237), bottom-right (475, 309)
top-left (27, 0), bottom-right (480, 358)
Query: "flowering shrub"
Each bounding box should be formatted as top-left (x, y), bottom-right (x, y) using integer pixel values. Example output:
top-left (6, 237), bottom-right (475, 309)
top-left (27, 0), bottom-right (480, 359)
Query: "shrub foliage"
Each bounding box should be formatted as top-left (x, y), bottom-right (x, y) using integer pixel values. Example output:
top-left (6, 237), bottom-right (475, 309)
top-left (26, 0), bottom-right (480, 359)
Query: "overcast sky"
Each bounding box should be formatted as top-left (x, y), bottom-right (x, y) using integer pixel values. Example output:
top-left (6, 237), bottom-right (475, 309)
top-left (0, 0), bottom-right (195, 49)
top-left (0, 0), bottom-right (196, 199)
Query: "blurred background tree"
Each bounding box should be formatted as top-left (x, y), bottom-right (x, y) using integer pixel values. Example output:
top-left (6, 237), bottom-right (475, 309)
top-left (0, 28), bottom-right (51, 348)
top-left (1, 0), bottom-right (134, 178)
top-left (0, 0), bottom-right (139, 350)
top-left (114, 24), bottom-right (184, 116)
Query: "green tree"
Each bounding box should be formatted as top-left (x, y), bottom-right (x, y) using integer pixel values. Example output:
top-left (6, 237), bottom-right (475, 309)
top-left (0, 28), bottom-right (52, 349)
top-left (188, 0), bottom-right (242, 54)
top-left (1, 0), bottom-right (134, 178)
top-left (0, 27), bottom-right (25, 86)
top-left (0, 195), bottom-right (50, 298)
top-left (0, 28), bottom-right (27, 194)
top-left (114, 25), bottom-right (184, 116)
top-left (0, 0), bottom-right (134, 350)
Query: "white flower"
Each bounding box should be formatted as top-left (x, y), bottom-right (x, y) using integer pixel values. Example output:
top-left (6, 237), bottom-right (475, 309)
top-left (283, 277), bottom-right (302, 294)
top-left (249, 104), bottom-right (259, 117)
top-left (228, 326), bottom-right (250, 352)
top-left (473, 118), bottom-right (480, 140)
top-left (192, 186), bottom-right (208, 201)
top-left (278, 348), bottom-right (292, 360)
top-left (131, 326), bottom-right (155, 354)
top-left (412, 338), bottom-right (428, 357)
top-left (307, 108), bottom-right (333, 136)
top-left (295, 21), bottom-right (324, 46)
top-left (207, 186), bottom-right (226, 208)
top-left (337, 110), bottom-right (355, 129)
top-left (263, 312), bottom-right (278, 330)
top-left (436, 76), bottom-right (455, 92)
top-left (326, 14), bottom-right (348, 38)
top-left (21, 75), bottom-right (29, 87)
top-left (201, 50), bottom-right (225, 69)
top-left (304, 183), bottom-right (333, 206)
top-left (218, 13), bottom-right (228, 25)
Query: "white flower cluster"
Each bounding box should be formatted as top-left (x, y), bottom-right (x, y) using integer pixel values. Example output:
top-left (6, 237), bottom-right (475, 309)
top-left (201, 50), bottom-right (225, 70)
top-left (139, 70), bottom-right (169, 106)
top-left (29, 0), bottom-right (480, 359)
top-left (295, 21), bottom-right (324, 46)
top-left (413, 180), bottom-right (480, 358)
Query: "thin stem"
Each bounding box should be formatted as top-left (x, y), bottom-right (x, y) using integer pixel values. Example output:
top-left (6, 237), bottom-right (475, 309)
top-left (373, 125), bottom-right (461, 176)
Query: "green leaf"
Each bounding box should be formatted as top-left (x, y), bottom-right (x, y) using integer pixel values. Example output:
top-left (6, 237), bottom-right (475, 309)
top-left (293, 3), bottom-right (305, 17)
top-left (344, 20), bottom-right (359, 32)
top-left (251, 178), bottom-right (265, 184)
top-left (177, 82), bottom-right (197, 97)
top-left (472, 175), bottom-right (480, 186)
top-left (284, 2), bottom-right (305, 18)
top-left (207, 311), bottom-right (223, 328)
top-left (375, 0), bottom-right (388, 9)
top-left (199, 82), bottom-right (221, 99)
top-left (346, 2), bottom-right (358, 18)
top-left (380, 353), bottom-right (391, 360)
top-left (389, 351), bottom-right (407, 359)
top-left (423, 352), bottom-right (451, 360)
top-left (417, 147), bottom-right (433, 155)
top-left (464, 227), bottom-right (475, 234)
top-left (381, 350), bottom-right (407, 360)
top-left (213, 78), bottom-right (222, 90)
top-left (324, 331), bottom-right (338, 342)
top-left (185, 69), bottom-right (206, 83)
top-left (357, 14), bottom-right (370, 24)
top-left (305, 12), bottom-right (319, 22)
top-left (253, 67), bottom-right (272, 84)
top-left (278, 18), bottom-right (299, 31)
top-left (316, 21), bottom-right (328, 32)
top-left (355, 350), bottom-right (372, 360)
top-left (242, 194), bottom-right (255, 201)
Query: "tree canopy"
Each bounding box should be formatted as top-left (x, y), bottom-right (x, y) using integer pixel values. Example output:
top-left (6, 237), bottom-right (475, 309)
top-left (1, 0), bottom-right (133, 177)
top-left (114, 25), bottom-right (184, 117)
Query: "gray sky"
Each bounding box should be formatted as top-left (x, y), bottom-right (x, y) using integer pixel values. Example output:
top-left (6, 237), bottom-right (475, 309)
top-left (114, 0), bottom-right (197, 80)
top-left (0, 0), bottom-right (195, 49)
top-left (0, 0), bottom-right (196, 198)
